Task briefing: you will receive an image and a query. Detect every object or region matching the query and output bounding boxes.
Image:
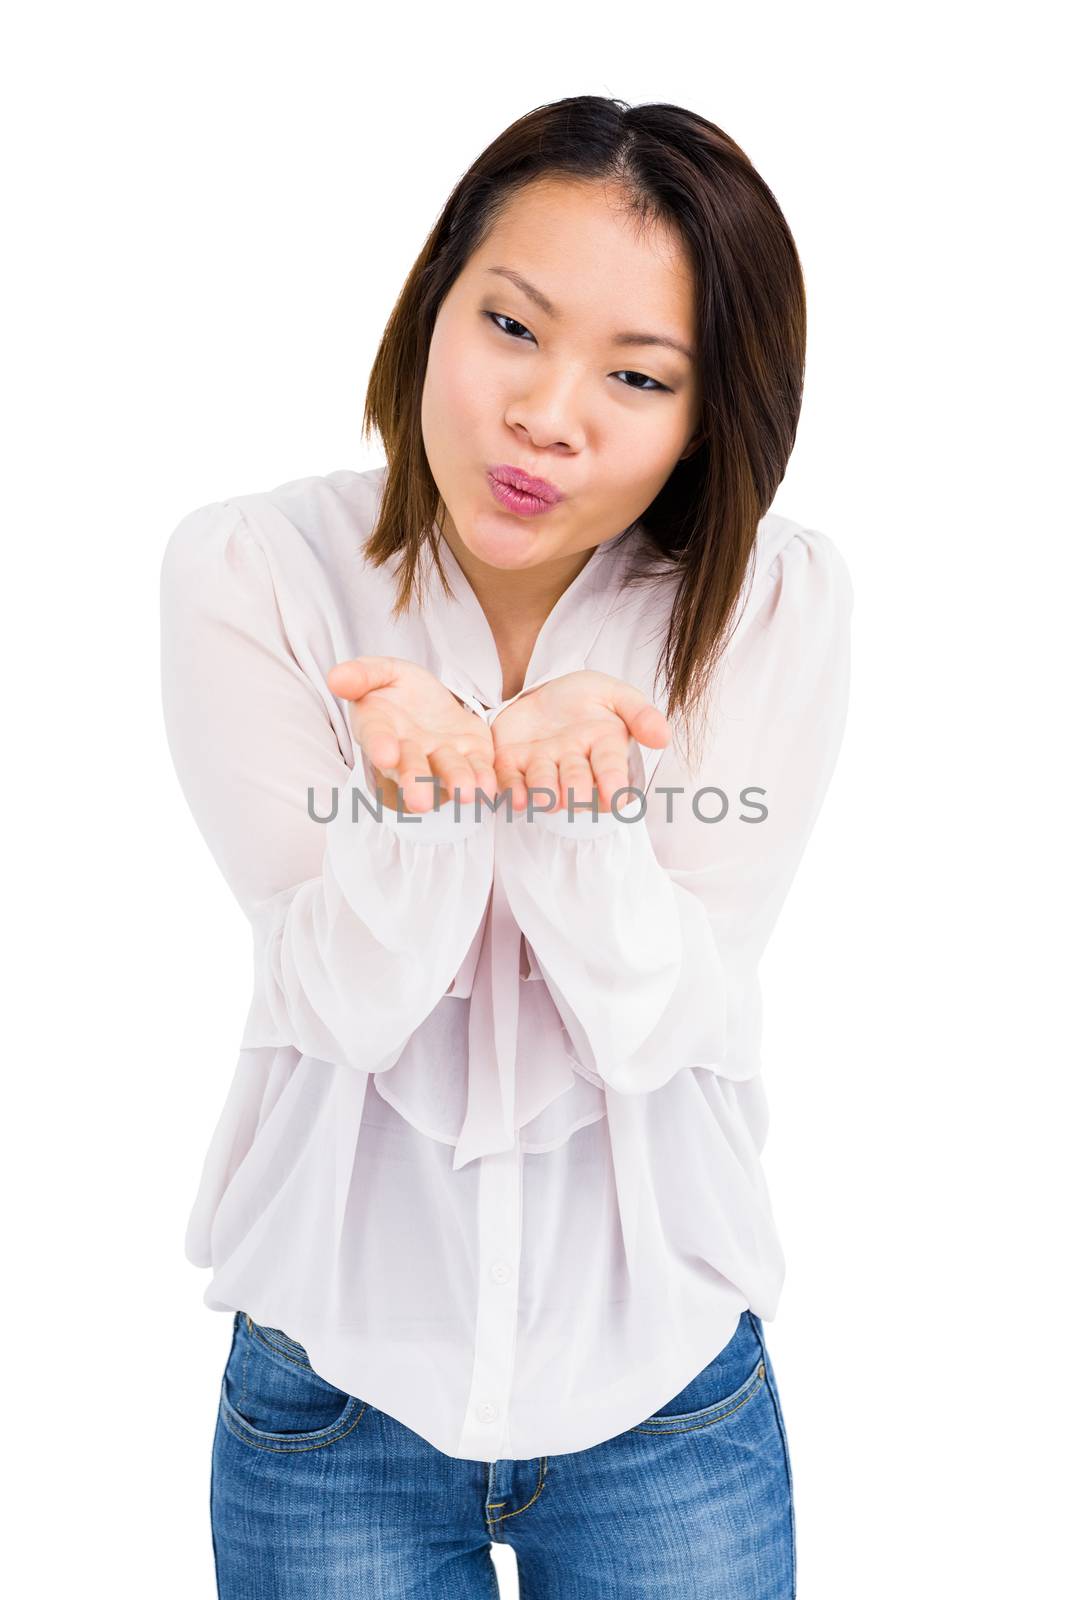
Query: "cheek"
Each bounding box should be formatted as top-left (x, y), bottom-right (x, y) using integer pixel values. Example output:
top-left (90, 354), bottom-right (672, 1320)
top-left (424, 323), bottom-right (493, 437)
top-left (598, 430), bottom-right (681, 503)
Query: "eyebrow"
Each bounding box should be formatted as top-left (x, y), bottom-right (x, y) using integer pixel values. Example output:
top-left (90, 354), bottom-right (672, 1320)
top-left (484, 266), bottom-right (695, 364)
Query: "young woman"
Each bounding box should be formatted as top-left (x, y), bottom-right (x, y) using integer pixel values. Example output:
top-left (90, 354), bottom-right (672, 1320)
top-left (161, 94), bottom-right (852, 1599)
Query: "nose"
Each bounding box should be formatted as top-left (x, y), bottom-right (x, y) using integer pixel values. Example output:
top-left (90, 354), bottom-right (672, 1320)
top-left (505, 368), bottom-right (586, 453)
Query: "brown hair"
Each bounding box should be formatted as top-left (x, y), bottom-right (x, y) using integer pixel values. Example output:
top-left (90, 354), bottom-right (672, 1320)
top-left (361, 94), bottom-right (806, 768)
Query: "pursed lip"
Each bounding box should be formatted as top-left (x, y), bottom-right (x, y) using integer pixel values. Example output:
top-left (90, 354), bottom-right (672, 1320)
top-left (488, 463), bottom-right (566, 505)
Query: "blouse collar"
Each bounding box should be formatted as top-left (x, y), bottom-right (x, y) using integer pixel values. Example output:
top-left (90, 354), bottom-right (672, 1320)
top-left (417, 520), bottom-right (643, 719)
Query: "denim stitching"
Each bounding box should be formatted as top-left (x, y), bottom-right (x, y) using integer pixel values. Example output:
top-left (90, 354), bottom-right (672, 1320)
top-left (227, 1312), bottom-right (363, 1451)
top-left (220, 1398), bottom-right (368, 1453)
top-left (748, 1316), bottom-right (796, 1599)
top-left (211, 1316), bottom-right (240, 1593)
top-left (486, 1458), bottom-right (549, 1525)
top-left (244, 1312), bottom-right (316, 1373)
top-left (237, 1321), bottom-right (251, 1413)
top-left (483, 1463), bottom-right (501, 1538)
top-left (627, 1362), bottom-right (765, 1435)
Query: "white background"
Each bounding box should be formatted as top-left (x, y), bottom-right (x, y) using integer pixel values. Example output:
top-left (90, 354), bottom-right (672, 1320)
top-left (6, 1), bottom-right (1062, 1593)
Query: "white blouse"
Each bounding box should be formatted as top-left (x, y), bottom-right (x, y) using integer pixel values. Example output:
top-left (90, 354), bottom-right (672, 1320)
top-left (159, 464), bottom-right (853, 1462)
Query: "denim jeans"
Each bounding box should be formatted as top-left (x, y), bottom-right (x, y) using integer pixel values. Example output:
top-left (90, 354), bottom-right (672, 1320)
top-left (211, 1306), bottom-right (795, 1597)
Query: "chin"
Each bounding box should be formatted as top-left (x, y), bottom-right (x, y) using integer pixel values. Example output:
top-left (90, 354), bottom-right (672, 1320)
top-left (460, 507), bottom-right (555, 569)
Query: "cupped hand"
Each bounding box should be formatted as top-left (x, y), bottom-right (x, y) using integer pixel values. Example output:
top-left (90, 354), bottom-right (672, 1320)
top-left (490, 671), bottom-right (671, 814)
top-left (326, 656), bottom-right (497, 812)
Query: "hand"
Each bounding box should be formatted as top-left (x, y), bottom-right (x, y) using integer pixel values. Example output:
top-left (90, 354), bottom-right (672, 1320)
top-left (326, 656), bottom-right (497, 813)
top-left (490, 671), bottom-right (671, 814)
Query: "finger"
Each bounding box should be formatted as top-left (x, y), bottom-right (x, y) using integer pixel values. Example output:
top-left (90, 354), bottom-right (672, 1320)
top-left (425, 744), bottom-right (464, 806)
top-left (492, 743), bottom-right (530, 813)
top-left (394, 737), bottom-right (436, 811)
top-left (427, 744), bottom-right (495, 806)
top-left (357, 713), bottom-right (401, 776)
top-left (469, 757), bottom-right (499, 803)
top-left (557, 751), bottom-right (600, 812)
top-left (608, 685), bottom-right (672, 748)
top-left (326, 656), bottom-right (402, 702)
top-left (585, 732), bottom-right (632, 811)
top-left (523, 750), bottom-right (564, 814)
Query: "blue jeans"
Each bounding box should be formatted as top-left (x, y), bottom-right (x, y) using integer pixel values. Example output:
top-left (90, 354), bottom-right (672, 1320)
top-left (211, 1307), bottom-right (795, 1597)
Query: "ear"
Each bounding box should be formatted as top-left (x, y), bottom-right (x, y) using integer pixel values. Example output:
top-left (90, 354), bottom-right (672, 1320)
top-left (678, 431), bottom-right (704, 462)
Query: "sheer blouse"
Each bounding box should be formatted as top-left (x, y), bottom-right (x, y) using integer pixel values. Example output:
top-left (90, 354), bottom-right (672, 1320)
top-left (159, 464), bottom-right (853, 1461)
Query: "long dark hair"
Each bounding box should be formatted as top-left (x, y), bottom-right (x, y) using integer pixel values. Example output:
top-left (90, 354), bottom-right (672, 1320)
top-left (361, 95), bottom-right (806, 767)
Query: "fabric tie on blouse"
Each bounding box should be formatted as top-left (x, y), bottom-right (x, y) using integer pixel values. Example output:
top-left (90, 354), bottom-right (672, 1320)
top-left (437, 690), bottom-right (585, 1170)
top-left (412, 525), bottom-right (659, 1170)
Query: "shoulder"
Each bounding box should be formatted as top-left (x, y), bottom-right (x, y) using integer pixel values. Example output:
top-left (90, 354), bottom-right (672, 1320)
top-left (753, 511), bottom-right (852, 591)
top-left (200, 464), bottom-right (385, 566)
top-left (158, 497), bottom-right (257, 623)
top-left (160, 464), bottom-right (390, 610)
top-left (243, 465), bottom-right (387, 564)
top-left (735, 511), bottom-right (854, 645)
top-left (626, 510), bottom-right (852, 626)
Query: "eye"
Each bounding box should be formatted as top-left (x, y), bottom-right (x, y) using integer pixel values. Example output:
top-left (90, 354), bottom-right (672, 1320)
top-left (615, 369), bottom-right (670, 393)
top-left (485, 311), bottom-right (536, 344)
top-left (482, 311), bottom-right (672, 394)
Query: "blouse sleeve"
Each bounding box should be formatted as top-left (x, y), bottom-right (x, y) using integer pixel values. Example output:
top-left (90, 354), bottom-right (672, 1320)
top-left (492, 526), bottom-right (854, 1094)
top-left (159, 500), bottom-right (495, 1073)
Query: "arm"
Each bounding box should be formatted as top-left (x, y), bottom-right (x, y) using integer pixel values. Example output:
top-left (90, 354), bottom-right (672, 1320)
top-left (492, 527), bottom-right (854, 1093)
top-left (159, 500), bottom-right (494, 1072)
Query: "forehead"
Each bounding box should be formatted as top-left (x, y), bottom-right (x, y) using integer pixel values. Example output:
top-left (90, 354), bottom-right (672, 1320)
top-left (465, 177), bottom-right (696, 325)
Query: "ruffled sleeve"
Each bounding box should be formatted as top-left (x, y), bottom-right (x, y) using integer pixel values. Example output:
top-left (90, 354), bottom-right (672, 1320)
top-left (493, 526), bottom-right (853, 1094)
top-left (159, 500), bottom-right (494, 1076)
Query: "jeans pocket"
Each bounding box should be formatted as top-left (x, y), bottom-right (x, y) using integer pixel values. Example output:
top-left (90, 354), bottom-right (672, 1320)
top-left (218, 1312), bottom-right (365, 1452)
top-left (628, 1310), bottom-right (767, 1434)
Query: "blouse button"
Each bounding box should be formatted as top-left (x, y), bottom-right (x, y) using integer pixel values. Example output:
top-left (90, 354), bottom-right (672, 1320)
top-left (489, 1261), bottom-right (513, 1284)
top-left (477, 1401), bottom-right (499, 1423)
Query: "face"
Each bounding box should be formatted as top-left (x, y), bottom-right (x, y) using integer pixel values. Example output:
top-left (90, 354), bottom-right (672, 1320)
top-left (420, 175), bottom-right (703, 590)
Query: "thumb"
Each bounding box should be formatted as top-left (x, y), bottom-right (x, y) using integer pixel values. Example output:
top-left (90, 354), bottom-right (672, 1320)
top-left (327, 655), bottom-right (401, 702)
top-left (609, 685), bottom-right (672, 749)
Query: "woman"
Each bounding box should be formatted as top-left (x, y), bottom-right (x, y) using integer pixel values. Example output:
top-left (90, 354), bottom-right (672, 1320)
top-left (160, 94), bottom-right (852, 1599)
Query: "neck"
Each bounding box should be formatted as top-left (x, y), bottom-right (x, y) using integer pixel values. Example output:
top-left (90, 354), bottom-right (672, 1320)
top-left (439, 525), bottom-right (598, 698)
top-left (441, 528), bottom-right (596, 626)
